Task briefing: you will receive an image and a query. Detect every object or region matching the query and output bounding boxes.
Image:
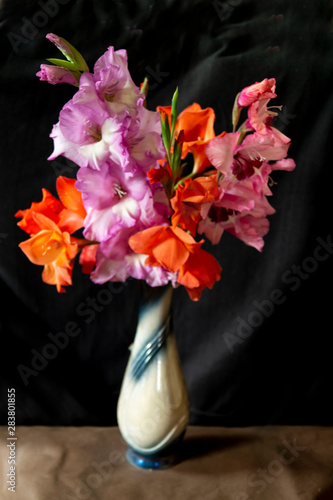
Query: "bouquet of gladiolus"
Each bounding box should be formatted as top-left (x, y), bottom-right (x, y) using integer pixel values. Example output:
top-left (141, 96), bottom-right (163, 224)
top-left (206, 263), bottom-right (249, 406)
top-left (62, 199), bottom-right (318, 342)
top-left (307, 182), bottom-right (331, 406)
top-left (15, 34), bottom-right (295, 301)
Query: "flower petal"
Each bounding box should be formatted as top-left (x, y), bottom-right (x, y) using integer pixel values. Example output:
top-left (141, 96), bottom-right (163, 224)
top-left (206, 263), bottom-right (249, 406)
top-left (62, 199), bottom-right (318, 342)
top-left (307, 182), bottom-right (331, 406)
top-left (206, 132), bottom-right (240, 174)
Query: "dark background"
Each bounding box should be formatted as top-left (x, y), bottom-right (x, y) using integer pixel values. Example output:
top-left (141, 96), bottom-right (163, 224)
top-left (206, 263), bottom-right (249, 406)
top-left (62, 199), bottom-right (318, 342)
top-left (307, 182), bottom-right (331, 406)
top-left (1, 0), bottom-right (332, 427)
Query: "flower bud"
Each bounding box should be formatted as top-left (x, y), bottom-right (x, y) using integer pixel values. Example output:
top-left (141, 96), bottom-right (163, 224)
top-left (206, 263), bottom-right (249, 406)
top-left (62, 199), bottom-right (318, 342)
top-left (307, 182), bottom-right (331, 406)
top-left (36, 64), bottom-right (79, 85)
top-left (45, 33), bottom-right (89, 72)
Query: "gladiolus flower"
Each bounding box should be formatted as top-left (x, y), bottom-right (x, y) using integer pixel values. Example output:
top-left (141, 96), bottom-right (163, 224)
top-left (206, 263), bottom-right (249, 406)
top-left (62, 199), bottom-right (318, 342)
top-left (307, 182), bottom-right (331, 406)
top-left (16, 177), bottom-right (86, 237)
top-left (170, 174), bottom-right (220, 236)
top-left (205, 130), bottom-right (294, 182)
top-left (202, 129), bottom-right (295, 250)
top-left (48, 67), bottom-right (164, 173)
top-left (18, 217), bottom-right (79, 292)
top-left (198, 195), bottom-right (272, 251)
top-left (79, 244), bottom-right (98, 274)
top-left (27, 37), bottom-right (296, 299)
top-left (157, 103), bottom-right (220, 174)
top-left (177, 247), bottom-right (222, 301)
top-left (56, 176), bottom-right (87, 233)
top-left (232, 78), bottom-right (276, 130)
top-left (129, 224), bottom-right (221, 300)
top-left (89, 228), bottom-right (174, 287)
top-left (16, 188), bottom-right (64, 236)
top-left (147, 165), bottom-right (171, 185)
top-left (93, 45), bottom-right (142, 113)
top-left (15, 177), bottom-right (89, 292)
top-left (237, 78), bottom-right (276, 108)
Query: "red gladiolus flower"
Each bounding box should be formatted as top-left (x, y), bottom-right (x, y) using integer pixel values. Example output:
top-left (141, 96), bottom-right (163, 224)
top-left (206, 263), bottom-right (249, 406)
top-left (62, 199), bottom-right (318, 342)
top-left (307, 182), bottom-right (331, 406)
top-left (177, 246), bottom-right (222, 301)
top-left (171, 174), bottom-right (220, 236)
top-left (79, 243), bottom-right (99, 274)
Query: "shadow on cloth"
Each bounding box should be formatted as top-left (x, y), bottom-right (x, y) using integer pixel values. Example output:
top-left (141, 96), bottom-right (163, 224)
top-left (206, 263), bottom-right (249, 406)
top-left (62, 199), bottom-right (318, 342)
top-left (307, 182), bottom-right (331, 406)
top-left (180, 431), bottom-right (256, 463)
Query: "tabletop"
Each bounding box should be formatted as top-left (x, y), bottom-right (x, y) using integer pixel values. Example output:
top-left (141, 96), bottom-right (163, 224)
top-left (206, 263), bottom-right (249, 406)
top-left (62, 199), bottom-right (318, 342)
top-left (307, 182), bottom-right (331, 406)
top-left (1, 425), bottom-right (333, 499)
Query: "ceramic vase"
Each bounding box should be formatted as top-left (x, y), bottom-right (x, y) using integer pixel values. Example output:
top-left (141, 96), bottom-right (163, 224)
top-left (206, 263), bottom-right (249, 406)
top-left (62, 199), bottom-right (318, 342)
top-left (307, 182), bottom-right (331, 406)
top-left (117, 283), bottom-right (189, 469)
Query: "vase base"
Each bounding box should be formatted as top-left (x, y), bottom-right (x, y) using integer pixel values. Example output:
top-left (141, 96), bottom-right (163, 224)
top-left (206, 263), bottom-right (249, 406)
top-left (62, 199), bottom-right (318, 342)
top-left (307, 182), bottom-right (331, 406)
top-left (126, 448), bottom-right (179, 470)
top-left (125, 431), bottom-right (186, 470)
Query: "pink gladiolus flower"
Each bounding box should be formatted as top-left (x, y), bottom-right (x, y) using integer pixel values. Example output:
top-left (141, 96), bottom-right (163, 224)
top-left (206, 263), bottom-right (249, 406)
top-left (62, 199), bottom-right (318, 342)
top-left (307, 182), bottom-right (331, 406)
top-left (198, 212), bottom-right (270, 251)
top-left (237, 131), bottom-right (292, 168)
top-left (205, 132), bottom-right (240, 176)
top-left (36, 64), bottom-right (78, 85)
top-left (203, 125), bottom-right (295, 249)
top-left (206, 130), bottom-right (293, 181)
top-left (237, 80), bottom-right (290, 142)
top-left (197, 175), bottom-right (274, 249)
top-left (233, 78), bottom-right (277, 130)
top-left (197, 177), bottom-right (275, 250)
top-left (237, 78), bottom-right (276, 108)
top-left (220, 214), bottom-right (270, 252)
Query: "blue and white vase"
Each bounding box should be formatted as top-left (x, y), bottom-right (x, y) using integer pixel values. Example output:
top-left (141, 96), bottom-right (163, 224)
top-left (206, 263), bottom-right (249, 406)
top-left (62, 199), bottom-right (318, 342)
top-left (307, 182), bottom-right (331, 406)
top-left (117, 283), bottom-right (189, 469)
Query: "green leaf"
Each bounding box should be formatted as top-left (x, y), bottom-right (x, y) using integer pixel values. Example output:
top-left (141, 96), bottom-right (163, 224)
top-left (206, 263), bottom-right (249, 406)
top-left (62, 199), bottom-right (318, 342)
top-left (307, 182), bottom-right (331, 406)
top-left (170, 131), bottom-right (183, 174)
top-left (47, 58), bottom-right (78, 71)
top-left (56, 37), bottom-right (89, 72)
top-left (160, 112), bottom-right (171, 152)
top-left (171, 146), bottom-right (181, 173)
top-left (170, 87), bottom-right (179, 138)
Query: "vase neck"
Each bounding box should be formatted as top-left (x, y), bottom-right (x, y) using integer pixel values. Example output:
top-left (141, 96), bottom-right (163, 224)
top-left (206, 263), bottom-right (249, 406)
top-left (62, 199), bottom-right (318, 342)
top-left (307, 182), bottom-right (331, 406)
top-left (130, 284), bottom-right (174, 367)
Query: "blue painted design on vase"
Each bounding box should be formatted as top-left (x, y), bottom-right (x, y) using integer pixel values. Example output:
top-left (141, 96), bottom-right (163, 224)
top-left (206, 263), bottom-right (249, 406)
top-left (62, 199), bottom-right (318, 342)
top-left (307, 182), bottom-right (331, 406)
top-left (117, 284), bottom-right (189, 469)
top-left (130, 314), bottom-right (170, 381)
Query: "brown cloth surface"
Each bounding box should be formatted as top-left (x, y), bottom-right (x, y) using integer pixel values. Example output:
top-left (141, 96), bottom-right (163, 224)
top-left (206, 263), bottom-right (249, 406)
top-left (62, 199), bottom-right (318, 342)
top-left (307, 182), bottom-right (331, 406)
top-left (1, 425), bottom-right (333, 500)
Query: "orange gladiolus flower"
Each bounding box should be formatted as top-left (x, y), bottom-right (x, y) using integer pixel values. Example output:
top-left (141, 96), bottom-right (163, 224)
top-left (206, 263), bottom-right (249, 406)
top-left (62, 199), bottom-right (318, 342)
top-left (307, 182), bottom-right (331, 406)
top-left (171, 173), bottom-right (221, 236)
top-left (157, 103), bottom-right (224, 174)
top-left (56, 176), bottom-right (87, 233)
top-left (16, 177), bottom-right (86, 235)
top-left (19, 216), bottom-right (79, 292)
top-left (129, 224), bottom-right (221, 300)
top-left (16, 188), bottom-right (64, 235)
top-left (16, 177), bottom-right (88, 292)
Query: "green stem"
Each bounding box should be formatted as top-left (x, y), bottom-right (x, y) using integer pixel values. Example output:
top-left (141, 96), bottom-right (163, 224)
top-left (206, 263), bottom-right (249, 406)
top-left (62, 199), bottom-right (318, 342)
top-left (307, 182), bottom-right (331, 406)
top-left (174, 171), bottom-right (196, 191)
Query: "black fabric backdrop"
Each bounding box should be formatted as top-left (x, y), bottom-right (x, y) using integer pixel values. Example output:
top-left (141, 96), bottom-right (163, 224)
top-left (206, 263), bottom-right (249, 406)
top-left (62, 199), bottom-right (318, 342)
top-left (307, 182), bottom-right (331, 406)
top-left (1, 0), bottom-right (333, 427)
